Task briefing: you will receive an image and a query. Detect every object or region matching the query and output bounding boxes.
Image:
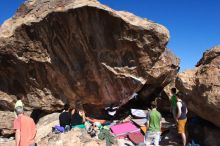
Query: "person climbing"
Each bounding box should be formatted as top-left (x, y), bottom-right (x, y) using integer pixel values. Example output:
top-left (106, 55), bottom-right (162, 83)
top-left (14, 106), bottom-right (37, 146)
top-left (170, 88), bottom-right (177, 122)
top-left (145, 99), bottom-right (161, 146)
top-left (59, 103), bottom-right (71, 132)
top-left (176, 92), bottom-right (188, 146)
top-left (71, 101), bottom-right (86, 128)
top-left (14, 94), bottom-right (24, 118)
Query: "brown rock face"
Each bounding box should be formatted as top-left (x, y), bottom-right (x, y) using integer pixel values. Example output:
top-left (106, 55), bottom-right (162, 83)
top-left (176, 46), bottom-right (220, 127)
top-left (0, 111), bottom-right (15, 136)
top-left (0, 0), bottom-right (179, 135)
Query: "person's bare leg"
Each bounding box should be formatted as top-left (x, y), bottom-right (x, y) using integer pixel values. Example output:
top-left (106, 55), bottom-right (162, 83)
top-left (181, 133), bottom-right (186, 146)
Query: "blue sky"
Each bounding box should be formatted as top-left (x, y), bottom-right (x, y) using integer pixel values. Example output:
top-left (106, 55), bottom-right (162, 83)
top-left (0, 0), bottom-right (219, 71)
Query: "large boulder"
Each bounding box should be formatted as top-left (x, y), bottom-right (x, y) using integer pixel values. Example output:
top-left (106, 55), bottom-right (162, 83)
top-left (0, 0), bottom-right (179, 135)
top-left (176, 46), bottom-right (220, 127)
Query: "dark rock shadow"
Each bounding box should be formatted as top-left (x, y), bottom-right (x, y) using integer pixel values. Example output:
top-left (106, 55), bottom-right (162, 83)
top-left (30, 109), bottom-right (48, 124)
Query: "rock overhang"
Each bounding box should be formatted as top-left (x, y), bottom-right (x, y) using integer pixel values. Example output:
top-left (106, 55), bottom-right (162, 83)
top-left (0, 0), bottom-right (179, 136)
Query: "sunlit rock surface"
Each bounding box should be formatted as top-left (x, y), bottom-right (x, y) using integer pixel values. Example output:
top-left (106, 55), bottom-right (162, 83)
top-left (176, 45), bottom-right (220, 127)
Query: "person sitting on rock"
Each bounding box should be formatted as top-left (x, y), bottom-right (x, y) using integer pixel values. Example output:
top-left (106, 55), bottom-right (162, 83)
top-left (59, 103), bottom-right (71, 132)
top-left (176, 92), bottom-right (188, 146)
top-left (71, 101), bottom-right (86, 129)
top-left (170, 88), bottom-right (177, 122)
top-left (145, 99), bottom-right (161, 146)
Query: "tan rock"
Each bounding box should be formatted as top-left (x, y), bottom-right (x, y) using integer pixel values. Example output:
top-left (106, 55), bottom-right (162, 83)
top-left (36, 113), bottom-right (59, 143)
top-left (0, 140), bottom-right (15, 146)
top-left (176, 45), bottom-right (220, 127)
top-left (0, 111), bottom-right (15, 136)
top-left (0, 91), bottom-right (16, 111)
top-left (83, 141), bottom-right (101, 146)
top-left (37, 128), bottom-right (106, 146)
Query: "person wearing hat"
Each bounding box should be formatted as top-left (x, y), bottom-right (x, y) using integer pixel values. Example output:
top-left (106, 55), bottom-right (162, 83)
top-left (14, 94), bottom-right (24, 118)
top-left (144, 99), bottom-right (161, 146)
top-left (14, 106), bottom-right (36, 146)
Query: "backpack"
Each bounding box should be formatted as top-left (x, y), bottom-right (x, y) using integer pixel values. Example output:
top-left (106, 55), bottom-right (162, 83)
top-left (52, 125), bottom-right (65, 134)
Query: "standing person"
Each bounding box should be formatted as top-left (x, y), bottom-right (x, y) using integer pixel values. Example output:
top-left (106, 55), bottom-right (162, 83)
top-left (145, 100), bottom-right (161, 146)
top-left (14, 106), bottom-right (37, 146)
top-left (170, 88), bottom-right (177, 121)
top-left (59, 104), bottom-right (71, 131)
top-left (176, 92), bottom-right (188, 146)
